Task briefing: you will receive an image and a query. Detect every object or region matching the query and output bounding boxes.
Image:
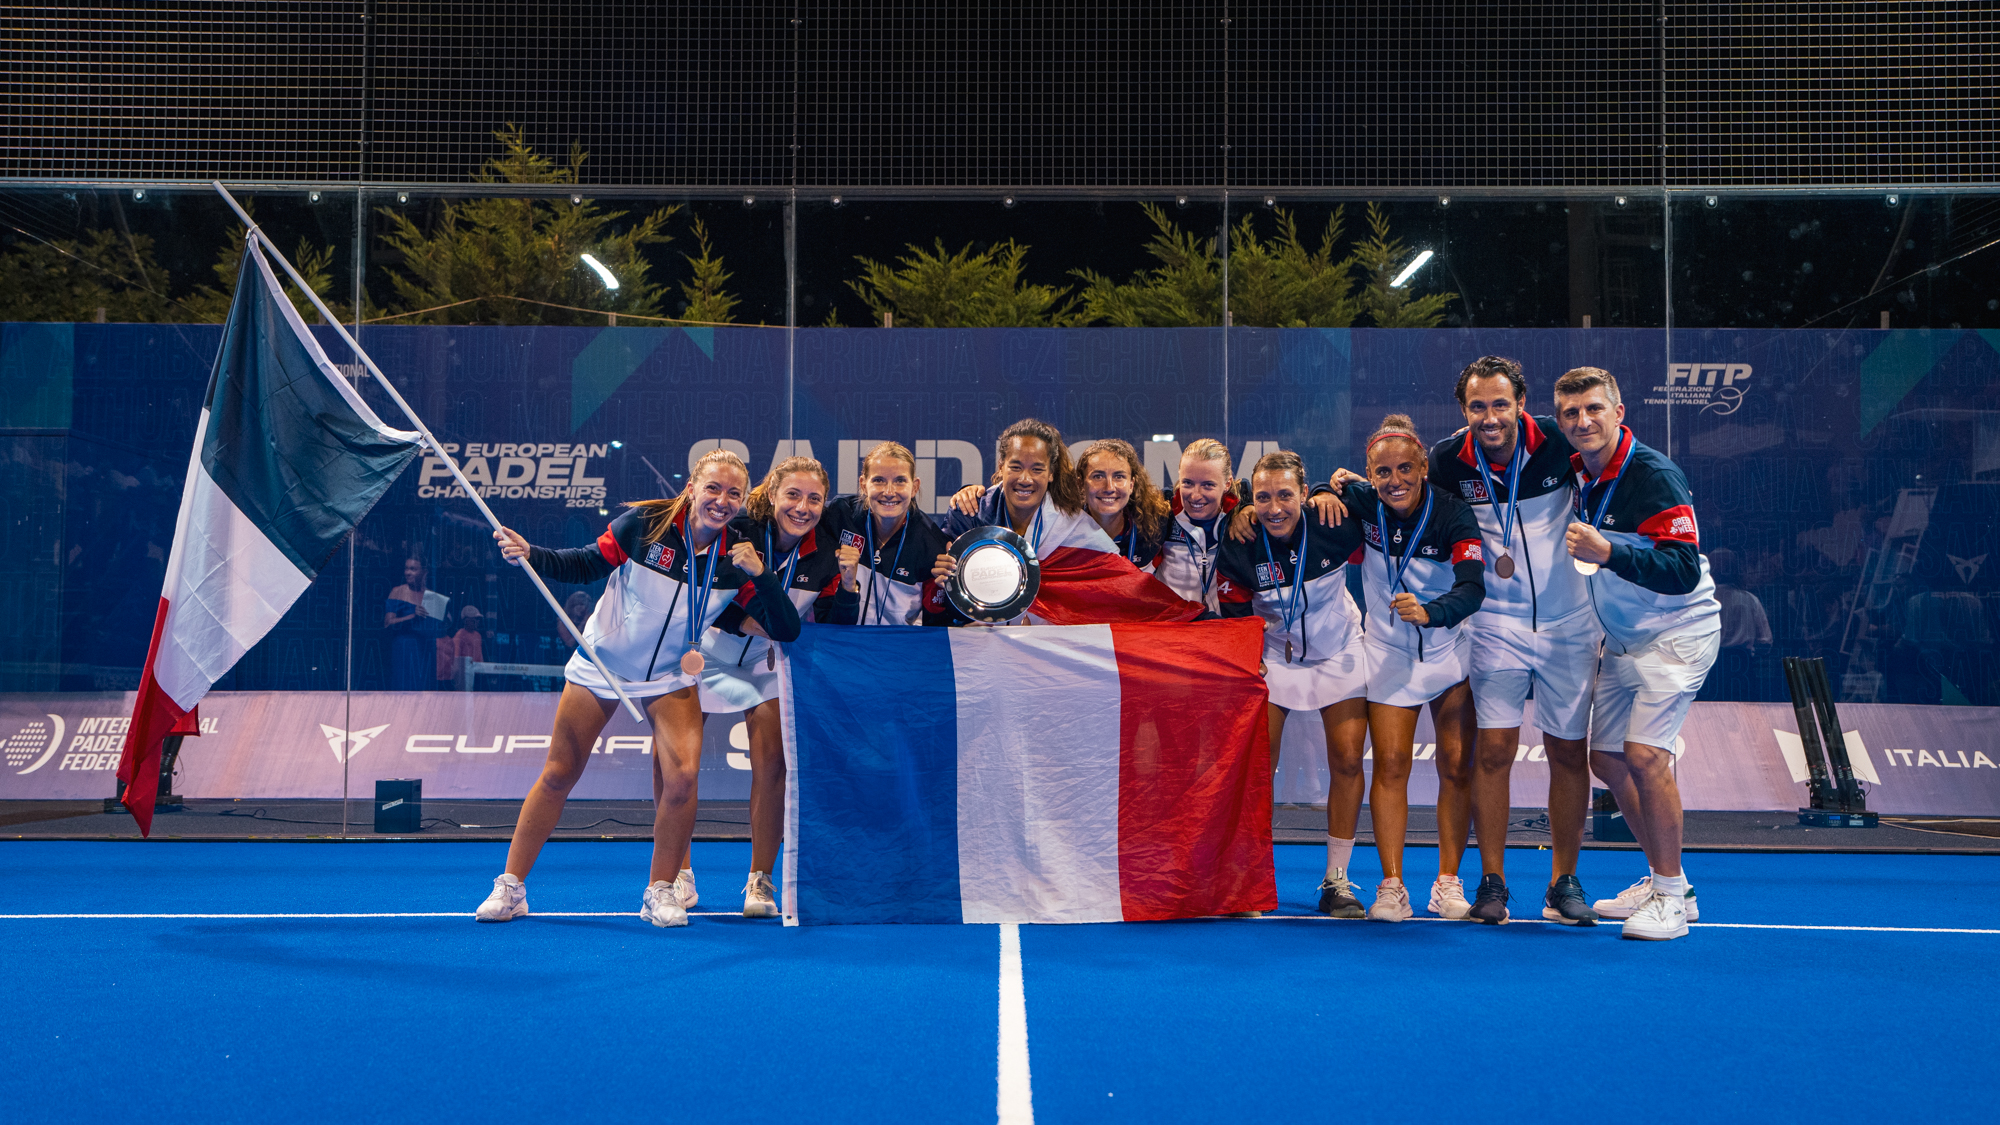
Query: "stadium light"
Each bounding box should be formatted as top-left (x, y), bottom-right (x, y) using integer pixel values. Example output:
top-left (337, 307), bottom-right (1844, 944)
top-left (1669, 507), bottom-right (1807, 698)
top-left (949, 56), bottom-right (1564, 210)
top-left (580, 254), bottom-right (620, 290)
top-left (1389, 249), bottom-right (1434, 289)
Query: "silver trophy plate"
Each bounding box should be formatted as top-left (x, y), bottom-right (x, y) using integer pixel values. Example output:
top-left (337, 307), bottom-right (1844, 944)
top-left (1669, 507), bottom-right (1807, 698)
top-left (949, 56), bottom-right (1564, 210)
top-left (945, 525), bottom-right (1041, 622)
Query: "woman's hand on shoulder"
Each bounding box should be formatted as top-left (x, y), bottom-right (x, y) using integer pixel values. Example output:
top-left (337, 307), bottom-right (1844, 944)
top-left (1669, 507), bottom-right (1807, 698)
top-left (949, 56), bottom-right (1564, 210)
top-left (1307, 491), bottom-right (1347, 526)
top-left (950, 484), bottom-right (984, 516)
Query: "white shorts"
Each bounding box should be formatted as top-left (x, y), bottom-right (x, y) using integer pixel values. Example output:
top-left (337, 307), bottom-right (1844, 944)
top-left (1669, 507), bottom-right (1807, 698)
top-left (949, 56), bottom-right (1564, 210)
top-left (1468, 612), bottom-right (1603, 741)
top-left (1588, 623), bottom-right (1721, 756)
top-left (1264, 631), bottom-right (1369, 712)
top-left (1365, 634), bottom-right (1470, 709)
top-left (563, 648), bottom-right (695, 702)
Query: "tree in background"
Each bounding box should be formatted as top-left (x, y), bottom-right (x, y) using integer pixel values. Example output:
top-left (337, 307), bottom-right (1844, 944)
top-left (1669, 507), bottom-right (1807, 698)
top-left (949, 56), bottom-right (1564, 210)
top-left (1073, 202), bottom-right (1453, 328)
top-left (374, 126), bottom-right (686, 325)
top-left (677, 215), bottom-right (740, 325)
top-left (0, 229), bottom-right (176, 323)
top-left (1351, 204), bottom-right (1457, 328)
top-left (848, 239), bottom-right (1084, 327)
top-left (1072, 203), bottom-right (1223, 326)
top-left (179, 210), bottom-right (351, 323)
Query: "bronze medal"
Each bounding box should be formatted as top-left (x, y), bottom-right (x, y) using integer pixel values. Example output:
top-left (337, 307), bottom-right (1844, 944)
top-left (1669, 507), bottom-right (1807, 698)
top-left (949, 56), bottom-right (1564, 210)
top-left (1285, 639), bottom-right (1294, 664)
top-left (1495, 554), bottom-right (1515, 579)
top-left (767, 646), bottom-right (776, 671)
top-left (680, 648), bottom-right (705, 676)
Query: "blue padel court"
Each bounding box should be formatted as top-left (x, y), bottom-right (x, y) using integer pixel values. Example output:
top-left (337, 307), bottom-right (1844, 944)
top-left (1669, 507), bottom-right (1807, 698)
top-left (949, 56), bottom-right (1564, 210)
top-left (5, 841), bottom-right (1995, 1123)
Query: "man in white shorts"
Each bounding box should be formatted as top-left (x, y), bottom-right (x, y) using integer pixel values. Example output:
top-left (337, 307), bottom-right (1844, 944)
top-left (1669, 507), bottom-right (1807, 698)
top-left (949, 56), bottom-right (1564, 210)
top-left (1427, 356), bottom-right (1604, 926)
top-left (1554, 367), bottom-right (1722, 941)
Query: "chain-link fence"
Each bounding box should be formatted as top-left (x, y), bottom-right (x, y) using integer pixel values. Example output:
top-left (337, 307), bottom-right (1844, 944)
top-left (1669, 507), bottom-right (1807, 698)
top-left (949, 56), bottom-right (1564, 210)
top-left (5, 2), bottom-right (1997, 189)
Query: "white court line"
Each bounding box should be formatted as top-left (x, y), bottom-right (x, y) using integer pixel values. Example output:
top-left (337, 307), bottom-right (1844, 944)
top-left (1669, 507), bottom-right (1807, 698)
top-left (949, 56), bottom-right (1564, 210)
top-left (1, 913), bottom-right (1993, 935)
top-left (997, 922), bottom-right (1034, 1125)
top-left (0, 911), bottom-right (735, 920)
top-left (1235, 915), bottom-right (2000, 935)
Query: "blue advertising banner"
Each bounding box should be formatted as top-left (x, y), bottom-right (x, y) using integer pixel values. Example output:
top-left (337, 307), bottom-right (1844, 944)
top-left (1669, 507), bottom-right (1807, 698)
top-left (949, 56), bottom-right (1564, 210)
top-left (3, 322), bottom-right (1996, 730)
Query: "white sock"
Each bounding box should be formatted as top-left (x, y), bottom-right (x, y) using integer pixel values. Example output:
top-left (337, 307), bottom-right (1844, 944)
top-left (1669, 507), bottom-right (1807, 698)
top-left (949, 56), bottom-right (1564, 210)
top-left (1325, 835), bottom-right (1355, 879)
top-left (1652, 871), bottom-right (1688, 897)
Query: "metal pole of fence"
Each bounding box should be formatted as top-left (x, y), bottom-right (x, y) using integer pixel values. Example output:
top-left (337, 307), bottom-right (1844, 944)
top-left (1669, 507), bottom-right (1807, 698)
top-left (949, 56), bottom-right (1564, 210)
top-left (210, 182), bottom-right (647, 724)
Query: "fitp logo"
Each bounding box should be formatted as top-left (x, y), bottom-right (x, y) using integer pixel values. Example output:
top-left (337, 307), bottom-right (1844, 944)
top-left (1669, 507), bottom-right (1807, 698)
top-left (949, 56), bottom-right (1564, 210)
top-left (5, 713), bottom-right (67, 775)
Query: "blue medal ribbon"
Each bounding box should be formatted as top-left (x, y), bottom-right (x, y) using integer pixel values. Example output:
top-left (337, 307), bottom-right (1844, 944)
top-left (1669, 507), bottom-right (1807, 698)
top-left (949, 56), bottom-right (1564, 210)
top-left (1378, 487), bottom-right (1437, 599)
top-left (684, 524), bottom-right (724, 656)
top-left (862, 510), bottom-right (910, 626)
top-left (1259, 524), bottom-right (1308, 660)
top-left (739, 524), bottom-right (802, 666)
top-left (1472, 433), bottom-right (1525, 561)
top-left (1574, 429), bottom-right (1634, 532)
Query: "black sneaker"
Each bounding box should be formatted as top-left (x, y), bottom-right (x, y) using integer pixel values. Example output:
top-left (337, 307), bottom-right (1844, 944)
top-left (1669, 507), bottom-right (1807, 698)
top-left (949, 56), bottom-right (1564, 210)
top-left (1541, 874), bottom-right (1600, 926)
top-left (1316, 875), bottom-right (1366, 919)
top-left (1467, 874), bottom-right (1510, 925)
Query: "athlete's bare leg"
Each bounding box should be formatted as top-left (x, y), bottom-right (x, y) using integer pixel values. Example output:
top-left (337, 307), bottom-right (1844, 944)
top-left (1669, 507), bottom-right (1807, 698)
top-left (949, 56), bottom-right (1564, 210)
top-left (1366, 703), bottom-right (1421, 881)
top-left (1429, 681), bottom-right (1476, 877)
top-left (1545, 734), bottom-right (1590, 880)
top-left (1589, 743), bottom-right (1683, 877)
top-left (1470, 725), bottom-right (1518, 879)
top-left (744, 697), bottom-right (786, 875)
top-left (505, 685), bottom-right (620, 879)
top-left (1320, 697), bottom-right (1369, 840)
top-left (648, 686), bottom-right (707, 884)
top-left (1266, 703), bottom-right (1289, 779)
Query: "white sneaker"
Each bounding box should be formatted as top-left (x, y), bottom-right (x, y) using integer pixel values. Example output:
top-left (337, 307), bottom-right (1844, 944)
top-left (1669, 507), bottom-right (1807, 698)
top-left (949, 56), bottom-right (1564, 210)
top-left (1427, 874), bottom-right (1471, 919)
top-left (475, 873), bottom-right (528, 922)
top-left (641, 880), bottom-right (688, 928)
top-left (673, 868), bottom-right (699, 910)
top-left (1593, 874), bottom-right (1655, 919)
top-left (1595, 873), bottom-right (1700, 921)
top-left (1619, 889), bottom-right (1689, 941)
top-left (743, 871), bottom-right (778, 918)
top-left (1368, 879), bottom-right (1413, 922)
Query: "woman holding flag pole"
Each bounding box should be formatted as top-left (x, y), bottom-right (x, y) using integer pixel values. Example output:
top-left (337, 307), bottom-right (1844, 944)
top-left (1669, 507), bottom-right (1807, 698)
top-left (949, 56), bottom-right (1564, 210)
top-left (475, 448), bottom-right (803, 928)
top-left (1339, 416), bottom-right (1488, 923)
top-left (694, 456), bottom-right (857, 917)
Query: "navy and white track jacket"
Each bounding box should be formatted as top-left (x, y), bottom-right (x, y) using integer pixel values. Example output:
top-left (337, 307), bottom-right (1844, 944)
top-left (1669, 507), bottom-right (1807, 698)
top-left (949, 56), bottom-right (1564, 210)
top-left (1154, 494), bottom-right (1240, 613)
top-left (1570, 427), bottom-right (1719, 652)
top-left (709, 512), bottom-right (860, 666)
top-left (1428, 414), bottom-right (1592, 631)
top-left (526, 507), bottom-right (802, 682)
top-left (825, 495), bottom-right (953, 627)
top-left (1216, 510), bottom-right (1368, 663)
top-left (1343, 481), bottom-right (1488, 661)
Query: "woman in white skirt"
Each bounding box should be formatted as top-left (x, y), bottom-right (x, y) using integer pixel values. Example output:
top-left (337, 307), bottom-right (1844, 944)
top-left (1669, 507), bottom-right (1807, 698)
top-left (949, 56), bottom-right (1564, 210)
top-left (473, 448), bottom-right (802, 929)
top-left (1335, 416), bottom-right (1488, 923)
top-left (695, 456), bottom-right (858, 917)
top-left (1216, 450), bottom-right (1372, 918)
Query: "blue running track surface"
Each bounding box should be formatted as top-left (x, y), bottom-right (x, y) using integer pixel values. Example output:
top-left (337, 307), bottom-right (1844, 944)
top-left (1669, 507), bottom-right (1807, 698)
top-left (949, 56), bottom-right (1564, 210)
top-left (3, 841), bottom-right (1995, 1123)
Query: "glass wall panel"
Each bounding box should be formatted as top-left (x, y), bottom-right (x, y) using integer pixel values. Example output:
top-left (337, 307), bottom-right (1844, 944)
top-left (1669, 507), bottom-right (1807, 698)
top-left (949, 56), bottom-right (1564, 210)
top-left (1670, 193), bottom-right (2000, 710)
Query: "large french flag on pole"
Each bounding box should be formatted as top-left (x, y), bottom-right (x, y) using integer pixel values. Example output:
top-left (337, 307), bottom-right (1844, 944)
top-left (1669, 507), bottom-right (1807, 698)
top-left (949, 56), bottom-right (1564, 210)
top-left (778, 618), bottom-right (1273, 925)
top-left (116, 235), bottom-right (422, 835)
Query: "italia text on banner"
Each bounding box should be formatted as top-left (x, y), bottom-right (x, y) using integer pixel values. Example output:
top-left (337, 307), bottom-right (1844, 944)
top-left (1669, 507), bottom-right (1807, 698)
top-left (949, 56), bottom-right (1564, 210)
top-left (116, 233), bottom-right (423, 835)
top-left (777, 618), bottom-right (1274, 925)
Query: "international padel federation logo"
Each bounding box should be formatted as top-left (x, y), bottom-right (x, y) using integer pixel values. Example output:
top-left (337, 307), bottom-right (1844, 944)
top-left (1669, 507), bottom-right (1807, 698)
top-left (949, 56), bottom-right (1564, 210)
top-left (5, 713), bottom-right (67, 775)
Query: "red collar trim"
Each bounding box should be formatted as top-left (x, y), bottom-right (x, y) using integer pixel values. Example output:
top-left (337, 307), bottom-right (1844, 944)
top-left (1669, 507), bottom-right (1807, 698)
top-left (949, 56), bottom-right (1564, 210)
top-left (1569, 426), bottom-right (1634, 483)
top-left (1456, 413), bottom-right (1546, 471)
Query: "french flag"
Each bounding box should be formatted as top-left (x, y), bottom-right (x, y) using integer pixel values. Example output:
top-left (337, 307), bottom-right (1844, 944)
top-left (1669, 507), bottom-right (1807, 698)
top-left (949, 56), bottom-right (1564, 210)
top-left (116, 234), bottom-right (423, 835)
top-left (778, 618), bottom-right (1274, 925)
top-left (939, 490), bottom-right (1202, 625)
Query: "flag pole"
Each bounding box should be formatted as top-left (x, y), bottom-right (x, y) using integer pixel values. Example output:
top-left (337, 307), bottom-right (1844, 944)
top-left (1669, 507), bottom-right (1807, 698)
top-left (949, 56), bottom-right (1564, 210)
top-left (210, 182), bottom-right (647, 723)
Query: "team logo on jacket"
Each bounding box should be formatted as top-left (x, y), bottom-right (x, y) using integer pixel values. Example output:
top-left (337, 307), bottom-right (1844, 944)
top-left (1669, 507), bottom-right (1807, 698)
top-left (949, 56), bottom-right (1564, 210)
top-left (1459, 480), bottom-right (1491, 503)
top-left (1544, 476), bottom-right (1562, 488)
top-left (1255, 562), bottom-right (1281, 586)
top-left (840, 530), bottom-right (864, 550)
top-left (1364, 523), bottom-right (1383, 547)
top-left (645, 543), bottom-right (675, 570)
top-left (1421, 545), bottom-right (1438, 556)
